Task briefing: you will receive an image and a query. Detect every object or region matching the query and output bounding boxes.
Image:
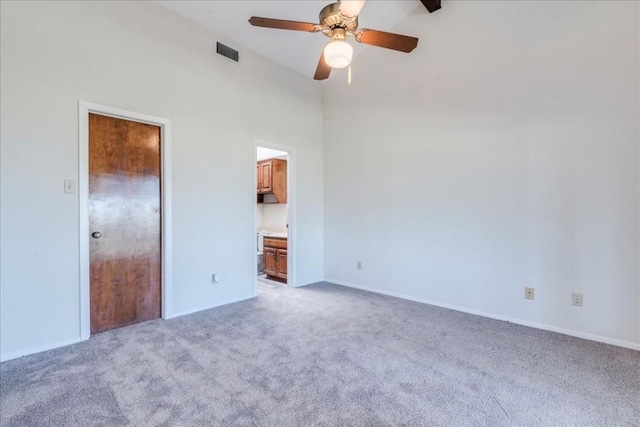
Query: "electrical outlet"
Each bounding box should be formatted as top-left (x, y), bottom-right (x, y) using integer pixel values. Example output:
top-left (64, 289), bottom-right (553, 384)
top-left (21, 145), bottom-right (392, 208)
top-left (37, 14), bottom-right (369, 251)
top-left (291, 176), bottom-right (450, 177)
top-left (212, 274), bottom-right (219, 283)
top-left (572, 292), bottom-right (583, 306)
top-left (357, 261), bottom-right (362, 270)
top-left (525, 287), bottom-right (535, 300)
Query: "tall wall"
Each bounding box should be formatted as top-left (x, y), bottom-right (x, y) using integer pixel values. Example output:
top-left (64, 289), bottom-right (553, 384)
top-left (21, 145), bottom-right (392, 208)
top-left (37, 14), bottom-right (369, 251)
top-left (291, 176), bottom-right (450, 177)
top-left (0, 1), bottom-right (324, 360)
top-left (323, 1), bottom-right (639, 348)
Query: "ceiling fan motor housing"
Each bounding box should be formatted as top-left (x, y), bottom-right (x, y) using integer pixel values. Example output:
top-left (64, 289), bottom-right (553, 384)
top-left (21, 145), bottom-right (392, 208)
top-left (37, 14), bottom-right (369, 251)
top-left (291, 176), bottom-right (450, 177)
top-left (320, 3), bottom-right (359, 38)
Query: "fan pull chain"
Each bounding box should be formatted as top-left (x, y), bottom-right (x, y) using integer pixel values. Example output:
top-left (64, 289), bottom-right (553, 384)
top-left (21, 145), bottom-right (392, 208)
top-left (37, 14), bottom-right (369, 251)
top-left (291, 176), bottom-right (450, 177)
top-left (348, 65), bottom-right (352, 85)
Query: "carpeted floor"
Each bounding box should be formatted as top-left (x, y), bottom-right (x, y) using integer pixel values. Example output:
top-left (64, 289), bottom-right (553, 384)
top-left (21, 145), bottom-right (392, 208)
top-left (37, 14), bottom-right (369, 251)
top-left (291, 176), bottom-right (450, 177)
top-left (1, 282), bottom-right (638, 426)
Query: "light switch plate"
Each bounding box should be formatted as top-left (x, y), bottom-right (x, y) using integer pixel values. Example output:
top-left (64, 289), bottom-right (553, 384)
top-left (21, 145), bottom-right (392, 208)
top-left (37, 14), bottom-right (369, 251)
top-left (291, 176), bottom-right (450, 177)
top-left (64, 180), bottom-right (76, 194)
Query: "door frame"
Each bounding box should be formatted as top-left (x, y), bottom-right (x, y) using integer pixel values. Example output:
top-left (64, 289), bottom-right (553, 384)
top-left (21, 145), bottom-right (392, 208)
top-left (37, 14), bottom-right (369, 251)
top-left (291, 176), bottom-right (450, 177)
top-left (254, 140), bottom-right (296, 295)
top-left (78, 101), bottom-right (173, 340)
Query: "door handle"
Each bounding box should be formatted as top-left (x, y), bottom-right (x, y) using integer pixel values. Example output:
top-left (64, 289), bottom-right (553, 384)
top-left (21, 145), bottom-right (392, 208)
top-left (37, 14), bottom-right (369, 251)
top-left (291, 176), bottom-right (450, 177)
top-left (92, 231), bottom-right (102, 239)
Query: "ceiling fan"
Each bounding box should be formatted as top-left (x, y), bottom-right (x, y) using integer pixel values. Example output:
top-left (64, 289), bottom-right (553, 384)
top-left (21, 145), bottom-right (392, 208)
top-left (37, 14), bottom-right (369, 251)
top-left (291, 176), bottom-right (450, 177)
top-left (249, 0), bottom-right (442, 81)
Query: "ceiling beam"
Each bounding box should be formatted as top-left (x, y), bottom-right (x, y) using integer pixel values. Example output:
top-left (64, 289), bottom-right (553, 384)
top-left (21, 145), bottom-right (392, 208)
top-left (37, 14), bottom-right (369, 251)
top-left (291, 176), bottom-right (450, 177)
top-left (420, 0), bottom-right (442, 13)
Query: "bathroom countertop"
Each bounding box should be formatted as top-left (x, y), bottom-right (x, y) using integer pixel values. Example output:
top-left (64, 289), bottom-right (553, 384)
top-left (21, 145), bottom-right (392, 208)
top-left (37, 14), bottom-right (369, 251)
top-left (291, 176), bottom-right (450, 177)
top-left (264, 232), bottom-right (287, 239)
top-left (257, 230), bottom-right (287, 239)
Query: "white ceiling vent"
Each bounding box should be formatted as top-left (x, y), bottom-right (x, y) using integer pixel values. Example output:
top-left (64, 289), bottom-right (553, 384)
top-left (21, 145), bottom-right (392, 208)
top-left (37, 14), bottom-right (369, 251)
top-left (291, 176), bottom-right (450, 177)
top-left (216, 41), bottom-right (239, 64)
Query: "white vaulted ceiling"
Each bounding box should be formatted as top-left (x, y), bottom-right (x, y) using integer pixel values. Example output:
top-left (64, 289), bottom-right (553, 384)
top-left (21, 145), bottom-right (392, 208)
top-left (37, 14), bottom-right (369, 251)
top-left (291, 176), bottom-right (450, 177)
top-left (155, 1), bottom-right (426, 79)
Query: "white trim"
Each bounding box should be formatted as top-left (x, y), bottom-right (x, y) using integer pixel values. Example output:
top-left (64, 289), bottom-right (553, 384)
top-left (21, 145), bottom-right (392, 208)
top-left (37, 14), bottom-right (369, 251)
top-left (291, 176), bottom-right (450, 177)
top-left (253, 140), bottom-right (297, 295)
top-left (326, 279), bottom-right (640, 351)
top-left (0, 337), bottom-right (83, 362)
top-left (169, 295), bottom-right (254, 319)
top-left (253, 147), bottom-right (258, 297)
top-left (78, 101), bottom-right (173, 341)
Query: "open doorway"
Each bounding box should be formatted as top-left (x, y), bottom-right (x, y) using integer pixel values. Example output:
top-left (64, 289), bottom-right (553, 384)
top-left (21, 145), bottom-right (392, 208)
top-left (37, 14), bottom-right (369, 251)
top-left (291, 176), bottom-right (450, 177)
top-left (255, 145), bottom-right (291, 291)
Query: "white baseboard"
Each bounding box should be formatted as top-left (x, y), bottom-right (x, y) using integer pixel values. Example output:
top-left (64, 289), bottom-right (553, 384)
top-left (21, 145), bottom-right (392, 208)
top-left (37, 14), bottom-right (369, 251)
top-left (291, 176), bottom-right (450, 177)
top-left (326, 279), bottom-right (640, 351)
top-left (1, 337), bottom-right (83, 363)
top-left (4, 282), bottom-right (635, 363)
top-left (168, 294), bottom-right (255, 319)
top-left (2, 295), bottom-right (256, 362)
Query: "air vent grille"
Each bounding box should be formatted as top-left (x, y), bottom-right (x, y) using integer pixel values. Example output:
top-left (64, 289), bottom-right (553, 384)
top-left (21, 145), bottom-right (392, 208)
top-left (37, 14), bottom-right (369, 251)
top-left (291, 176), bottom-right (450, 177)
top-left (216, 42), bottom-right (239, 63)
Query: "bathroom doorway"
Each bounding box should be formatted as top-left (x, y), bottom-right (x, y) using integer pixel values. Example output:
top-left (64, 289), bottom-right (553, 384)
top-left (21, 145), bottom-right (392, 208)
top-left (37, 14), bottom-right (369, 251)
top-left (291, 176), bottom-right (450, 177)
top-left (254, 142), bottom-right (295, 294)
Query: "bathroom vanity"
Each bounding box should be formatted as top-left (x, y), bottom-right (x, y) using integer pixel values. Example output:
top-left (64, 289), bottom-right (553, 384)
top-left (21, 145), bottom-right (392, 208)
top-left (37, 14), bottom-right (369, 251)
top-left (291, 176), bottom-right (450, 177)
top-left (263, 236), bottom-right (287, 282)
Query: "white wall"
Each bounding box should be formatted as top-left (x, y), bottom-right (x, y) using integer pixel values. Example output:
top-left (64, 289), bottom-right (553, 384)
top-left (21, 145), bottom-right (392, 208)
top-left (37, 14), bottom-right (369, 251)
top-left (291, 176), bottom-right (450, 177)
top-left (324, 1), bottom-right (640, 348)
top-left (257, 204), bottom-right (288, 233)
top-left (0, 1), bottom-right (324, 360)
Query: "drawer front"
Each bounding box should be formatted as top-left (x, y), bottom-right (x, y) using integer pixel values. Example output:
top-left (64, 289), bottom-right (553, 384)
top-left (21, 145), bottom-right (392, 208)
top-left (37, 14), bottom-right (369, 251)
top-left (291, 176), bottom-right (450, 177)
top-left (263, 237), bottom-right (287, 250)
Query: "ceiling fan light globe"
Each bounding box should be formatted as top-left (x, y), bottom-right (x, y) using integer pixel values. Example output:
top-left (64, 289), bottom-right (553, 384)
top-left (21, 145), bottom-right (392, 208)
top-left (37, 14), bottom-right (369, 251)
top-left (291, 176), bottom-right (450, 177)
top-left (323, 40), bottom-right (353, 69)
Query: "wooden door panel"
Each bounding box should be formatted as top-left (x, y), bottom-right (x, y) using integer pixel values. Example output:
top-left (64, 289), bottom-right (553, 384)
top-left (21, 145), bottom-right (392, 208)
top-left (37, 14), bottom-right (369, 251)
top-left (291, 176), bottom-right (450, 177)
top-left (256, 165), bottom-right (260, 190)
top-left (260, 162), bottom-right (272, 193)
top-left (276, 249), bottom-right (287, 280)
top-left (89, 113), bottom-right (161, 334)
top-left (264, 248), bottom-right (277, 276)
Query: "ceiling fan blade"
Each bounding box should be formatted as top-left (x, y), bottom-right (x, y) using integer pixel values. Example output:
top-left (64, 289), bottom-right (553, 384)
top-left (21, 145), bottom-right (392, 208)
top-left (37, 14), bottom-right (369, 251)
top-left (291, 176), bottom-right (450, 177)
top-left (249, 17), bottom-right (319, 32)
top-left (314, 51), bottom-right (331, 81)
top-left (356, 29), bottom-right (418, 53)
top-left (420, 0), bottom-right (442, 13)
top-left (339, 0), bottom-right (366, 18)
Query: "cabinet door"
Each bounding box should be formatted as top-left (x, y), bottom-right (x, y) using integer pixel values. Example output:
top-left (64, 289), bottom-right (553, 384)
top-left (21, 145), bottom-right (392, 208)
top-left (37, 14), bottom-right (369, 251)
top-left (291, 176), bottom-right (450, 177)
top-left (256, 165), bottom-right (260, 191)
top-left (260, 161), bottom-right (272, 193)
top-left (276, 249), bottom-right (287, 279)
top-left (264, 248), bottom-right (277, 276)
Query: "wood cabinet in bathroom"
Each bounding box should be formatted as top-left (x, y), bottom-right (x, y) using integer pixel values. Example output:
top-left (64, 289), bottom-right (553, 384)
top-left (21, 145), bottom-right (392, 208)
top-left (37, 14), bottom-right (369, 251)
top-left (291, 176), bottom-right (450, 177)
top-left (276, 249), bottom-right (287, 278)
top-left (257, 159), bottom-right (286, 203)
top-left (263, 237), bottom-right (287, 282)
top-left (264, 248), bottom-right (277, 276)
top-left (257, 161), bottom-right (272, 193)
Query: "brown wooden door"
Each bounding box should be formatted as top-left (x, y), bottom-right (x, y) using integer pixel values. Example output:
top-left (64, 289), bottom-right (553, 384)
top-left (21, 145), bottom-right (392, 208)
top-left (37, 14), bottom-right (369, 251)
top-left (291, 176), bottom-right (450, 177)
top-left (264, 248), bottom-right (277, 276)
top-left (89, 113), bottom-right (161, 334)
top-left (276, 249), bottom-right (287, 280)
